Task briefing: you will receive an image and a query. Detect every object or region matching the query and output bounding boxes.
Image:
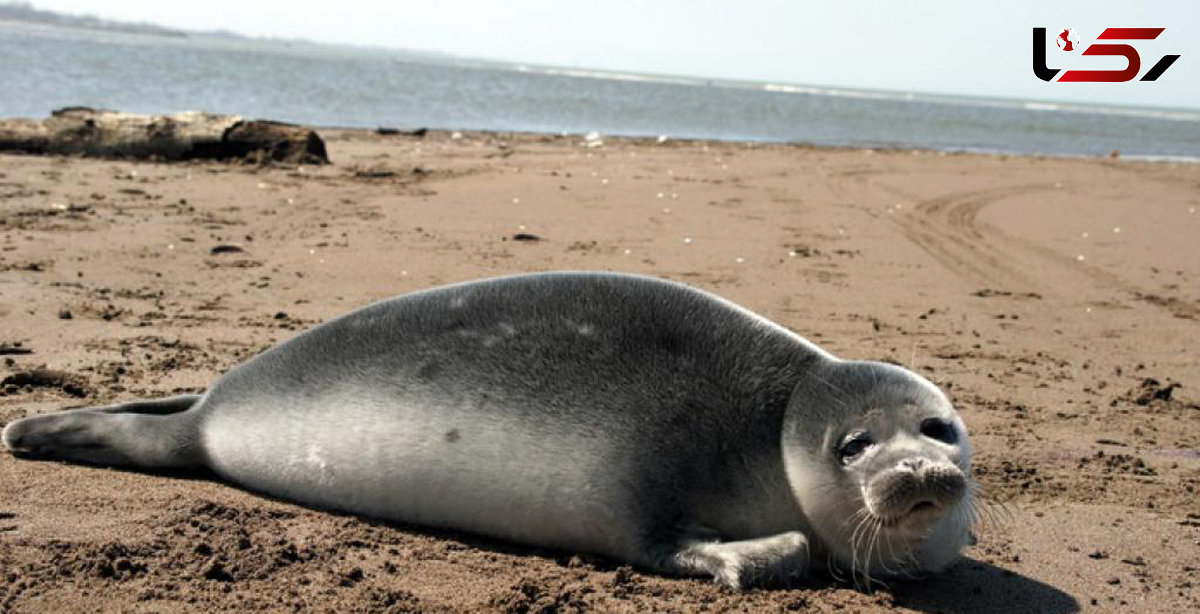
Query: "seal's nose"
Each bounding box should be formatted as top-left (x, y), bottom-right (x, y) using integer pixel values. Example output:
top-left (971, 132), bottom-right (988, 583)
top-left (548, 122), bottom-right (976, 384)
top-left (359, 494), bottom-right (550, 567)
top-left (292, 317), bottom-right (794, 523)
top-left (898, 458), bottom-right (925, 472)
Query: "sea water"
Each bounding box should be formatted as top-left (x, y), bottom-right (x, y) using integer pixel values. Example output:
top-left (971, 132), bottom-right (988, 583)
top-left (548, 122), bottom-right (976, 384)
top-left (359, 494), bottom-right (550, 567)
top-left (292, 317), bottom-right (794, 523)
top-left (1, 21), bottom-right (1197, 160)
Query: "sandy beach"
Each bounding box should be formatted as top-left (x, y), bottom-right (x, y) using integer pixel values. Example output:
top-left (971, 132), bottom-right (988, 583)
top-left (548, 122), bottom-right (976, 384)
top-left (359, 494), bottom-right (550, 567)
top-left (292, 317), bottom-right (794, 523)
top-left (1, 130), bottom-right (1197, 612)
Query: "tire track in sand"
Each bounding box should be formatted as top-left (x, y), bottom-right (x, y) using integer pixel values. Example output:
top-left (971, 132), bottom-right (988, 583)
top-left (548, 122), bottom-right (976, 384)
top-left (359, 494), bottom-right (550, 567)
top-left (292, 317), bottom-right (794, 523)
top-left (888, 183), bottom-right (1198, 319)
top-left (891, 184), bottom-right (1056, 289)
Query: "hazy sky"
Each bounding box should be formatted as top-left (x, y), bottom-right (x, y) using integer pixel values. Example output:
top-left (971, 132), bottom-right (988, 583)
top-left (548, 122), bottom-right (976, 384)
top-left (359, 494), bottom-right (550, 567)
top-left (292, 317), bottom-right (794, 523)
top-left (22, 0), bottom-right (1200, 109)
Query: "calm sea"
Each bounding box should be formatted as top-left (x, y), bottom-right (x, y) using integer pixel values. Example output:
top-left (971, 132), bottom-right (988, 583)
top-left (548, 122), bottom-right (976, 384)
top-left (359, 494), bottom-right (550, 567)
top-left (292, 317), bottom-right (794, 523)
top-left (2, 21), bottom-right (1198, 160)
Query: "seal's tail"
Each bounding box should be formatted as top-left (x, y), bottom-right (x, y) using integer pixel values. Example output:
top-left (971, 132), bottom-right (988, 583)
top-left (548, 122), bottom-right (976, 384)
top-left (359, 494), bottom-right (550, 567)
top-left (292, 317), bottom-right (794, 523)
top-left (2, 394), bottom-right (205, 469)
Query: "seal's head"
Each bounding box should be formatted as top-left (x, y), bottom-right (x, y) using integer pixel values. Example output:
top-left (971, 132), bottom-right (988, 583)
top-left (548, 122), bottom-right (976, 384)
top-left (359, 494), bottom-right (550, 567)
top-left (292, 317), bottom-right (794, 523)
top-left (781, 360), bottom-right (974, 582)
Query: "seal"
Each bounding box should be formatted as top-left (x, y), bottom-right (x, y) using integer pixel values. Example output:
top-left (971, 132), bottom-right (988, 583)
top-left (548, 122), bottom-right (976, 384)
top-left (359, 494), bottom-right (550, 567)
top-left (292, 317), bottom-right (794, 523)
top-left (3, 272), bottom-right (975, 588)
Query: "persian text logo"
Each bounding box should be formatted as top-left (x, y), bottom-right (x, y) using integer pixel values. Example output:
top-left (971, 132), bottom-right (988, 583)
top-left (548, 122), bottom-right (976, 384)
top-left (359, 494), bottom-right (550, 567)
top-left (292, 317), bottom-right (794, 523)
top-left (1033, 27), bottom-right (1180, 82)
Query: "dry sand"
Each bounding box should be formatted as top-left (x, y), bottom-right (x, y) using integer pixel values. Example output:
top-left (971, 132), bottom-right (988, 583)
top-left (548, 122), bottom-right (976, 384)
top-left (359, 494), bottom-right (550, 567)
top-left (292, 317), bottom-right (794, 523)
top-left (0, 130), bottom-right (1197, 613)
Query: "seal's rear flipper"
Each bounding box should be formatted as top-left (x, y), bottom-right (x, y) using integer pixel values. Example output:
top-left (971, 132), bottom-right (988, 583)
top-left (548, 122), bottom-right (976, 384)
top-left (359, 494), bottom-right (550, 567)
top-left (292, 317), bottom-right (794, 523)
top-left (2, 394), bottom-right (205, 469)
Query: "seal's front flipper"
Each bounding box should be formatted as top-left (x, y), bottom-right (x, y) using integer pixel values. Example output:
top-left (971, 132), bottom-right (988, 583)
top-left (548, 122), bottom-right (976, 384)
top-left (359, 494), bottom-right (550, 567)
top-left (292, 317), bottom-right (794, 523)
top-left (2, 395), bottom-right (205, 469)
top-left (654, 531), bottom-right (810, 590)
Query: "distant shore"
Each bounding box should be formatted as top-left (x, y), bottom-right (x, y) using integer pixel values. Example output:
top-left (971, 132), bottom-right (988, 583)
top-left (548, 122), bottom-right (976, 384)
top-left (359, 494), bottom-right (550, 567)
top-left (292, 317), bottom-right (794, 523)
top-left (0, 3), bottom-right (186, 37)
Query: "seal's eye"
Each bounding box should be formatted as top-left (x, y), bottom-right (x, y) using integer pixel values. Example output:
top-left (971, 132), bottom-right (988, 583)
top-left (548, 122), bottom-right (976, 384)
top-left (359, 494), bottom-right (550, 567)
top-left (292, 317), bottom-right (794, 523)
top-left (837, 433), bottom-right (873, 464)
top-left (920, 418), bottom-right (957, 444)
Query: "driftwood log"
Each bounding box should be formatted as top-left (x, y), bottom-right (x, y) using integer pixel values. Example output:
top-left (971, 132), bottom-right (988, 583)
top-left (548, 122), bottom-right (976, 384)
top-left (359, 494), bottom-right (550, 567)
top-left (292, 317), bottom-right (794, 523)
top-left (0, 107), bottom-right (328, 164)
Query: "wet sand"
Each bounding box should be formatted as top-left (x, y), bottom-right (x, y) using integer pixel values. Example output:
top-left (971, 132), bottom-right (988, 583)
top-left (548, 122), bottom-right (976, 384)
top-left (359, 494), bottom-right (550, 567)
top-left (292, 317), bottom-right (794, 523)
top-left (1, 130), bottom-right (1197, 612)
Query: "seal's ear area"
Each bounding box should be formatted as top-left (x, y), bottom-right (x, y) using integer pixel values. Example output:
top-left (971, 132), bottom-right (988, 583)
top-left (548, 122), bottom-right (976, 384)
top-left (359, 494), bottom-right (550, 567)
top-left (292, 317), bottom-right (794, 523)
top-left (2, 395), bottom-right (204, 469)
top-left (786, 360), bottom-right (854, 416)
top-left (968, 531), bottom-right (979, 546)
top-left (786, 360), bottom-right (921, 421)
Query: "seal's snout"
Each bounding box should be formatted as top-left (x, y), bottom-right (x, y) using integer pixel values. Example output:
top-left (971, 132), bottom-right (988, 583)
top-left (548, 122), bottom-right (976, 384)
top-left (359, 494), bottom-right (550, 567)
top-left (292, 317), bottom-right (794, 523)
top-left (867, 460), bottom-right (967, 525)
top-left (925, 464), bottom-right (968, 501)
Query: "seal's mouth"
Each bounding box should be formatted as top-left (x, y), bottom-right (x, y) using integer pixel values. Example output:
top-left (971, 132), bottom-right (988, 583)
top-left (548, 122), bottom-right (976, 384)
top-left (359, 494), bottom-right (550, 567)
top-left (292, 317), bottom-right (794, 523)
top-left (908, 500), bottom-right (938, 514)
top-left (901, 500), bottom-right (945, 526)
top-left (876, 500), bottom-right (942, 528)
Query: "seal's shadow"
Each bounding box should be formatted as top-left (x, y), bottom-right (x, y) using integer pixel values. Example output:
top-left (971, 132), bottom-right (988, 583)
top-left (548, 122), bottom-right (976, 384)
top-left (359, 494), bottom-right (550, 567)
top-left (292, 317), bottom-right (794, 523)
top-left (887, 557), bottom-right (1079, 614)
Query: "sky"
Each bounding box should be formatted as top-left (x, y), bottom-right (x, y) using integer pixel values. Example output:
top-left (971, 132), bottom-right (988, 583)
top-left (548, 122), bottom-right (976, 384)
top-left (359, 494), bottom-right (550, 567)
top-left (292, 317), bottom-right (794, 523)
top-left (19, 0), bottom-right (1200, 110)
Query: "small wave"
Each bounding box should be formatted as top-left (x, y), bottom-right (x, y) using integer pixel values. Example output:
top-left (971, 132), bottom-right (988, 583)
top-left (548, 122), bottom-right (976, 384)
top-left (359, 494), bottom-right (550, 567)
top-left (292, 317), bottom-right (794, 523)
top-left (1023, 102), bottom-right (1061, 111)
top-left (1023, 101), bottom-right (1198, 122)
top-left (507, 65), bottom-right (702, 86)
top-left (762, 83), bottom-right (916, 102)
top-left (1121, 154), bottom-right (1200, 163)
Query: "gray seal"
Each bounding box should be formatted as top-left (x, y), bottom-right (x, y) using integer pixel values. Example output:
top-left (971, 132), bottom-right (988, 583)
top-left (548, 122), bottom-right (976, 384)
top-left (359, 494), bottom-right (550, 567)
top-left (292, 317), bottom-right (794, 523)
top-left (3, 272), bottom-right (975, 588)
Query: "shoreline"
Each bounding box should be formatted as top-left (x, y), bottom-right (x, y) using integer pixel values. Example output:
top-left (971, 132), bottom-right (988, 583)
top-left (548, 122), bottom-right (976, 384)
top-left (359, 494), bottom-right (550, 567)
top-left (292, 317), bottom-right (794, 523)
top-left (6, 120), bottom-right (1198, 166)
top-left (318, 126), bottom-right (1200, 164)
